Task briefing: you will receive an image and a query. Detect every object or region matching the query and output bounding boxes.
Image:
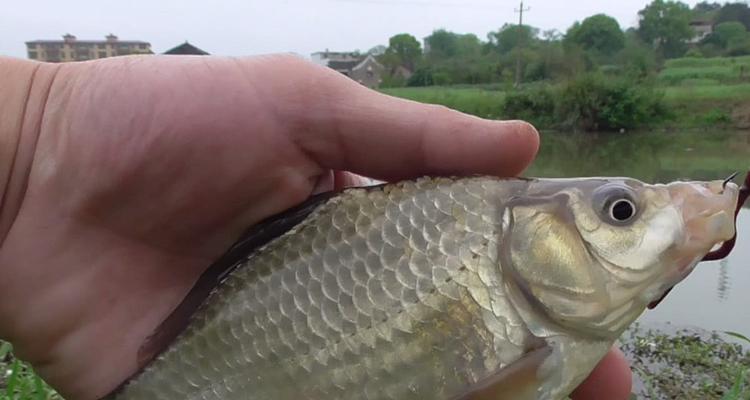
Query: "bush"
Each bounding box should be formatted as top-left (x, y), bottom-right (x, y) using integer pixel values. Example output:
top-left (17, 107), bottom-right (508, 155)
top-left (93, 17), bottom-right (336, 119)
top-left (556, 74), bottom-right (667, 131)
top-left (406, 68), bottom-right (434, 87)
top-left (685, 48), bottom-right (704, 58)
top-left (700, 109), bottom-right (732, 125)
top-left (502, 86), bottom-right (557, 127)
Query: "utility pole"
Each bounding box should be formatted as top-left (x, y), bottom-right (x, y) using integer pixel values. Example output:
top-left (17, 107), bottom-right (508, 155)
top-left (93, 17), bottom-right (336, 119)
top-left (514, 1), bottom-right (530, 88)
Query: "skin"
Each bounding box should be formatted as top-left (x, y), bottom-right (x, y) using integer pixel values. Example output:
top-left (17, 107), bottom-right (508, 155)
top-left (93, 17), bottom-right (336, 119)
top-left (0, 55), bottom-right (631, 400)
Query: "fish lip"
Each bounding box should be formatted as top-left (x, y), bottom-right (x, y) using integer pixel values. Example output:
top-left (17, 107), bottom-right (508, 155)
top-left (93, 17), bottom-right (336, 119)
top-left (647, 179), bottom-right (739, 310)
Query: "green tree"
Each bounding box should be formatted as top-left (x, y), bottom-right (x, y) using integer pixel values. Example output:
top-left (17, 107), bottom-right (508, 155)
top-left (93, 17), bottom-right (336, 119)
top-left (487, 24), bottom-right (539, 54)
top-left (456, 33), bottom-right (482, 57)
top-left (637, 0), bottom-right (693, 58)
top-left (425, 29), bottom-right (460, 59)
top-left (704, 21), bottom-right (748, 49)
top-left (694, 1), bottom-right (721, 13)
top-left (384, 34), bottom-right (422, 71)
top-left (716, 2), bottom-right (750, 31)
top-left (618, 33), bottom-right (659, 79)
top-left (565, 14), bottom-right (625, 56)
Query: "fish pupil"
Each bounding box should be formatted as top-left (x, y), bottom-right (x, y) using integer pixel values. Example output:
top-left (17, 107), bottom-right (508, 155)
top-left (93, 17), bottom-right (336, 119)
top-left (610, 199), bottom-right (635, 221)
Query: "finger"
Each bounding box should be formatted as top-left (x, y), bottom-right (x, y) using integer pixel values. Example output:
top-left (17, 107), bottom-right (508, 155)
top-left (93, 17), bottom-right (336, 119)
top-left (571, 347), bottom-right (632, 400)
top-left (280, 62), bottom-right (540, 181)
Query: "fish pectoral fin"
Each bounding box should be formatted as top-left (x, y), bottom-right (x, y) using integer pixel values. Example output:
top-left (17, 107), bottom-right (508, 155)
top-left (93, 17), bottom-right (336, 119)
top-left (454, 345), bottom-right (552, 400)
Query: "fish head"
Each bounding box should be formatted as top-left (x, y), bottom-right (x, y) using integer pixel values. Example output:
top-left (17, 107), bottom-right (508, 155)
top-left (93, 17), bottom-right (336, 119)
top-left (503, 177), bottom-right (738, 338)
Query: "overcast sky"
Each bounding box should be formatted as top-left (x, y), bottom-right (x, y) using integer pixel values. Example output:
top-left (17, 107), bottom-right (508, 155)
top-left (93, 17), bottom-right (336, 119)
top-left (1, 0), bottom-right (702, 59)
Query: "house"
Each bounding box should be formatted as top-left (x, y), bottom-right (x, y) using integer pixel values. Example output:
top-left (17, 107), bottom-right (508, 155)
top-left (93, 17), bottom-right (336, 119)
top-left (25, 34), bottom-right (152, 62)
top-left (312, 51), bottom-right (385, 88)
top-left (689, 20), bottom-right (714, 44)
top-left (163, 41), bottom-right (210, 55)
top-left (311, 50), bottom-right (361, 67)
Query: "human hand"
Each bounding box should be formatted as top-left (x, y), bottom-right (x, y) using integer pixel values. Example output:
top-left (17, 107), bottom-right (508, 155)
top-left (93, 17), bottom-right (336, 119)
top-left (0, 55), bottom-right (629, 399)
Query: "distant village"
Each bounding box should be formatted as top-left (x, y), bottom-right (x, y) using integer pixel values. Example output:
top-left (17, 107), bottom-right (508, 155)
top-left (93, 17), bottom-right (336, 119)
top-left (24, 34), bottom-right (387, 89)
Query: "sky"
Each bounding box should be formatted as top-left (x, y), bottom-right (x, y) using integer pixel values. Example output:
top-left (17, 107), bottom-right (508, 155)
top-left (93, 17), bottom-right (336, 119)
top-left (1, 0), bottom-right (703, 59)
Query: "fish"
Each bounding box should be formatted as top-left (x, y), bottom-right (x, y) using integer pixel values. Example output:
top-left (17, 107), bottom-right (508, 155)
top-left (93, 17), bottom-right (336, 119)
top-left (106, 174), bottom-right (742, 400)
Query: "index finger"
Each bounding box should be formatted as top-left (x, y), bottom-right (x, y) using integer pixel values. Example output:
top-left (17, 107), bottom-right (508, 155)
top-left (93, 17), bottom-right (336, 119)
top-left (275, 61), bottom-right (539, 181)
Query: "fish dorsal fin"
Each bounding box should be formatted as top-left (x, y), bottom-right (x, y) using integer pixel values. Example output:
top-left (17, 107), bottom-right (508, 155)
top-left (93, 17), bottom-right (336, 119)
top-left (136, 191), bottom-right (338, 369)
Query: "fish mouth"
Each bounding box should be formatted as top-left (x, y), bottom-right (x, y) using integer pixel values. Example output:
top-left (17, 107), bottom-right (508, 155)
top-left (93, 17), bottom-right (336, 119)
top-left (647, 176), bottom-right (744, 309)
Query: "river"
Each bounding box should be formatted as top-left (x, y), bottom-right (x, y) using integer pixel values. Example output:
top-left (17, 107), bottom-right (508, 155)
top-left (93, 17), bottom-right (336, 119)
top-left (527, 129), bottom-right (750, 334)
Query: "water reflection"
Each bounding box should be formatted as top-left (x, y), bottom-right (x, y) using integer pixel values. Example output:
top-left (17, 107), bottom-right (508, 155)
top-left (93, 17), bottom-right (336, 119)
top-left (717, 259), bottom-right (729, 302)
top-left (527, 130), bottom-right (750, 183)
top-left (528, 130), bottom-right (750, 333)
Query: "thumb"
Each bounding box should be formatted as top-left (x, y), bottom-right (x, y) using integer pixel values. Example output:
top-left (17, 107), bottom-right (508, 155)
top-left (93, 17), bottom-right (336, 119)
top-left (274, 58), bottom-right (540, 181)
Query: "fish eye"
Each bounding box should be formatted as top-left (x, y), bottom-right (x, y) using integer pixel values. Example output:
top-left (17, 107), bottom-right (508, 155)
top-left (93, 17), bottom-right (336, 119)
top-left (609, 199), bottom-right (636, 222)
top-left (593, 184), bottom-right (639, 226)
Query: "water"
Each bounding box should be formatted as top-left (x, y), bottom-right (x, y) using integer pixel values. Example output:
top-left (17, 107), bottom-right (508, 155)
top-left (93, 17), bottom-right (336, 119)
top-left (527, 130), bottom-right (750, 334)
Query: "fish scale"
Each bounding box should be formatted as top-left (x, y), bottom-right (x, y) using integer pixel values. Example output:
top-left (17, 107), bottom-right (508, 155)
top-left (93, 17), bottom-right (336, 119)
top-left (113, 177), bottom-right (533, 399)
top-left (111, 175), bottom-right (741, 400)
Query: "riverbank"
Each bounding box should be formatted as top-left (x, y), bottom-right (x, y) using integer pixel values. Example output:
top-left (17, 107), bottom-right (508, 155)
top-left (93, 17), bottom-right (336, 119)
top-left (381, 55), bottom-right (750, 131)
top-left (381, 83), bottom-right (750, 131)
top-left (623, 323), bottom-right (750, 399)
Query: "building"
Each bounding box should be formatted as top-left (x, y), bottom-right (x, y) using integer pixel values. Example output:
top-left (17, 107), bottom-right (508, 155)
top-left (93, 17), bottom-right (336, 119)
top-left (163, 41), bottom-right (210, 55)
top-left (312, 51), bottom-right (385, 89)
top-left (311, 50), bottom-right (362, 67)
top-left (689, 21), bottom-right (714, 44)
top-left (26, 34), bottom-right (152, 62)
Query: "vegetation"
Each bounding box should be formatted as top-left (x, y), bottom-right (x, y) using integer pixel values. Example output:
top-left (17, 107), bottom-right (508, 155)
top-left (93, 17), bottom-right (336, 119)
top-left (0, 341), bottom-right (60, 400)
top-left (376, 1), bottom-right (750, 88)
top-left (622, 324), bottom-right (750, 399)
top-left (374, 1), bottom-right (750, 131)
top-left (636, 0), bottom-right (694, 59)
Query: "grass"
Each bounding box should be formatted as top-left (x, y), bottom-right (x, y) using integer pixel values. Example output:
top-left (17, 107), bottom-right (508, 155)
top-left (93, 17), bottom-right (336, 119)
top-left (663, 83), bottom-right (750, 102)
top-left (0, 341), bottom-right (60, 400)
top-left (622, 324), bottom-right (750, 399)
top-left (381, 55), bottom-right (750, 129)
top-left (379, 86), bottom-right (506, 119)
top-left (664, 55), bottom-right (750, 69)
top-left (659, 56), bottom-right (750, 85)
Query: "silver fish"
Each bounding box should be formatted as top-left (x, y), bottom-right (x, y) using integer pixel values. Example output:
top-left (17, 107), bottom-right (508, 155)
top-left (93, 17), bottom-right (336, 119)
top-left (108, 175), bottom-right (739, 400)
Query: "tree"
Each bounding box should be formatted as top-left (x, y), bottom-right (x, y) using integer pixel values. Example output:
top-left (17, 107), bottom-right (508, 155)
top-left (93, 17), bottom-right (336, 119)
top-left (425, 29), bottom-right (460, 59)
top-left (565, 14), bottom-right (625, 56)
top-left (456, 33), bottom-right (482, 57)
top-left (704, 21), bottom-right (748, 49)
top-left (694, 1), bottom-right (721, 13)
top-left (637, 0), bottom-right (693, 58)
top-left (487, 23), bottom-right (539, 54)
top-left (716, 3), bottom-right (750, 31)
top-left (383, 34), bottom-right (421, 71)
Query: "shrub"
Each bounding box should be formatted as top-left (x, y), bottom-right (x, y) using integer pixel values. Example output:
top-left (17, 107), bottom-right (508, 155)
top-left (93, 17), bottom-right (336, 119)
top-left (406, 68), bottom-right (434, 87)
top-left (700, 109), bottom-right (732, 125)
top-left (556, 74), bottom-right (668, 131)
top-left (502, 85), bottom-right (557, 127)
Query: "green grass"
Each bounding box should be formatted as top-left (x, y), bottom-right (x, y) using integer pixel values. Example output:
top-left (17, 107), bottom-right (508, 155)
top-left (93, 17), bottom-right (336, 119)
top-left (383, 82), bottom-right (750, 130)
top-left (659, 56), bottom-right (750, 85)
top-left (380, 86), bottom-right (506, 119)
top-left (623, 324), bottom-right (750, 399)
top-left (663, 83), bottom-right (750, 102)
top-left (384, 82), bottom-right (750, 106)
top-left (664, 55), bottom-right (750, 69)
top-left (0, 341), bottom-right (60, 400)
